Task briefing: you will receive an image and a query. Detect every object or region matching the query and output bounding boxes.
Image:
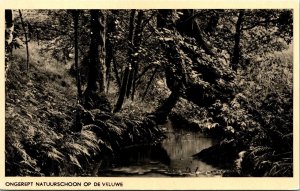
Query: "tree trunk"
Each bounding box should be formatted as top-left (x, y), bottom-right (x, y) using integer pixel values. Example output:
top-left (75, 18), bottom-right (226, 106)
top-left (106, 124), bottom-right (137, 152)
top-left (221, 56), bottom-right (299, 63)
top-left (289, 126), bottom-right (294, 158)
top-left (5, 10), bottom-right (14, 47)
top-left (142, 66), bottom-right (158, 101)
top-left (153, 10), bottom-right (186, 123)
top-left (114, 10), bottom-right (136, 112)
top-left (176, 9), bottom-right (215, 56)
top-left (126, 10), bottom-right (144, 99)
top-left (131, 10), bottom-right (144, 100)
top-left (105, 40), bottom-right (112, 93)
top-left (134, 64), bottom-right (155, 89)
top-left (72, 10), bottom-right (82, 101)
top-left (154, 87), bottom-right (181, 123)
top-left (113, 66), bottom-right (130, 113)
top-left (18, 10), bottom-right (30, 71)
top-left (84, 10), bottom-right (111, 111)
top-left (126, 68), bottom-right (134, 98)
top-left (105, 10), bottom-right (118, 93)
top-left (71, 10), bottom-right (82, 132)
top-left (86, 10), bottom-right (106, 93)
top-left (112, 54), bottom-right (121, 87)
top-left (231, 10), bottom-right (244, 71)
top-left (5, 9), bottom-right (14, 70)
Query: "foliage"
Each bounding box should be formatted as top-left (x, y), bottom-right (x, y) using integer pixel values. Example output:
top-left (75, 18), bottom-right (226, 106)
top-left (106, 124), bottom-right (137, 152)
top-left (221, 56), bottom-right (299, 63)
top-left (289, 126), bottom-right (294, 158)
top-left (5, 43), bottom-right (164, 176)
top-left (194, 9), bottom-right (292, 67)
top-left (204, 47), bottom-right (293, 176)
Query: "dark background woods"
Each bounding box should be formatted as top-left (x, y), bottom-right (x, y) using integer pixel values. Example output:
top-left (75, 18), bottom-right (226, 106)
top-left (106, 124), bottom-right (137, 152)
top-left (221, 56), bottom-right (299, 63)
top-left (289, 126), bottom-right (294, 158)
top-left (5, 9), bottom-right (293, 177)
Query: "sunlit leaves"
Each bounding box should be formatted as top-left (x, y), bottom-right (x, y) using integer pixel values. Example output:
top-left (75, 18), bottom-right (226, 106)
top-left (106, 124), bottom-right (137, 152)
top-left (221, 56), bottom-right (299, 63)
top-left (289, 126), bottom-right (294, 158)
top-left (47, 148), bottom-right (64, 162)
top-left (68, 154), bottom-right (82, 169)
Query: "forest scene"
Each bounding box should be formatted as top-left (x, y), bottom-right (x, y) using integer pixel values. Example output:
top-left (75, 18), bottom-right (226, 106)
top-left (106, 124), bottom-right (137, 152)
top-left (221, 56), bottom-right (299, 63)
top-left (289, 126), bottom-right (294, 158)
top-left (5, 9), bottom-right (293, 177)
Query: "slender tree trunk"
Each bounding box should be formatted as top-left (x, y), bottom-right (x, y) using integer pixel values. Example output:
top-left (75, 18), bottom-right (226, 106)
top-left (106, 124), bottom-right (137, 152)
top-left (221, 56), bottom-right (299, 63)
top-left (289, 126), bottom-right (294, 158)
top-left (105, 11), bottom-right (118, 93)
top-left (18, 10), bottom-right (30, 71)
top-left (126, 11), bottom-right (143, 98)
top-left (131, 10), bottom-right (144, 100)
top-left (142, 66), bottom-right (158, 101)
top-left (134, 64), bottom-right (155, 89)
top-left (114, 10), bottom-right (136, 112)
top-left (126, 10), bottom-right (144, 100)
top-left (98, 10), bottom-right (107, 93)
top-left (72, 10), bottom-right (82, 101)
top-left (231, 10), bottom-right (244, 71)
top-left (126, 68), bottom-right (134, 98)
top-left (105, 38), bottom-right (113, 93)
top-left (112, 55), bottom-right (121, 87)
top-left (36, 29), bottom-right (40, 45)
top-left (72, 10), bottom-right (82, 132)
top-left (113, 66), bottom-right (130, 113)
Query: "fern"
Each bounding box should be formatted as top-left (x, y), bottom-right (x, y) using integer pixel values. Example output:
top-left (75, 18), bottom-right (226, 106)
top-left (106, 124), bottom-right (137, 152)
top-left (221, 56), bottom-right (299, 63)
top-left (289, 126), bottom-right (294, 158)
top-left (81, 130), bottom-right (97, 140)
top-left (248, 146), bottom-right (273, 157)
top-left (81, 139), bottom-right (99, 153)
top-left (68, 154), bottom-right (82, 169)
top-left (80, 130), bottom-right (100, 153)
top-left (65, 142), bottom-right (89, 156)
top-left (98, 139), bottom-right (113, 152)
top-left (47, 148), bottom-right (65, 162)
top-left (265, 161), bottom-right (292, 176)
top-left (107, 122), bottom-right (123, 136)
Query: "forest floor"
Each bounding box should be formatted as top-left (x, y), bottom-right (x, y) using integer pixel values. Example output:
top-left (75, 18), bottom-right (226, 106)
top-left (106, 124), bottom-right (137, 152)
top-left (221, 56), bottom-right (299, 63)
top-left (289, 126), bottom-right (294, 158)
top-left (6, 42), bottom-right (78, 137)
top-left (5, 42), bottom-right (166, 176)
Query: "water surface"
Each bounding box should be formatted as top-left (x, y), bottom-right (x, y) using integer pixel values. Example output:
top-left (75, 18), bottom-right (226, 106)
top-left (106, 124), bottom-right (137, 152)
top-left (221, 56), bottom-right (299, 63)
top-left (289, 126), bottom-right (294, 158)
top-left (99, 120), bottom-right (223, 177)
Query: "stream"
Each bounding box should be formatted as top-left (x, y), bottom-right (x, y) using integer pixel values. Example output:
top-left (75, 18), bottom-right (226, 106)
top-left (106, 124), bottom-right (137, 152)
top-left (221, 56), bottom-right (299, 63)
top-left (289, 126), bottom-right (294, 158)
top-left (98, 120), bottom-right (224, 177)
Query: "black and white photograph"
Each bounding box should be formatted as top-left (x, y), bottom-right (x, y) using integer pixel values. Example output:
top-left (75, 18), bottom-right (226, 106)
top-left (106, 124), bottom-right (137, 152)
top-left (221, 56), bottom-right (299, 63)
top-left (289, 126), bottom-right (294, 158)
top-left (2, 2), bottom-right (299, 189)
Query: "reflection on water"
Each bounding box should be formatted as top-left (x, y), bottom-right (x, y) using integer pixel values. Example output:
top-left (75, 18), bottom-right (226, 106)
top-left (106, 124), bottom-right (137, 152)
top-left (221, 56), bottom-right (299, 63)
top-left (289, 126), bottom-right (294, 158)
top-left (99, 120), bottom-right (223, 177)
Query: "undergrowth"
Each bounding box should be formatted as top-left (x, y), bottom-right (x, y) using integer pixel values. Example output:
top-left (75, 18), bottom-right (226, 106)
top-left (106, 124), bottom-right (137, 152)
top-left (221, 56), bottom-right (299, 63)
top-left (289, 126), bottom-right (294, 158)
top-left (235, 47), bottom-right (293, 177)
top-left (5, 42), bottom-right (164, 176)
top-left (200, 47), bottom-right (293, 177)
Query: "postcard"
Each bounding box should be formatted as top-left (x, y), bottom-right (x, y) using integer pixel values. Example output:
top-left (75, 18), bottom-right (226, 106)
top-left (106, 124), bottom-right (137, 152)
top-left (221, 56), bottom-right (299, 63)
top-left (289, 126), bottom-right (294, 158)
top-left (1, 0), bottom-right (299, 190)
